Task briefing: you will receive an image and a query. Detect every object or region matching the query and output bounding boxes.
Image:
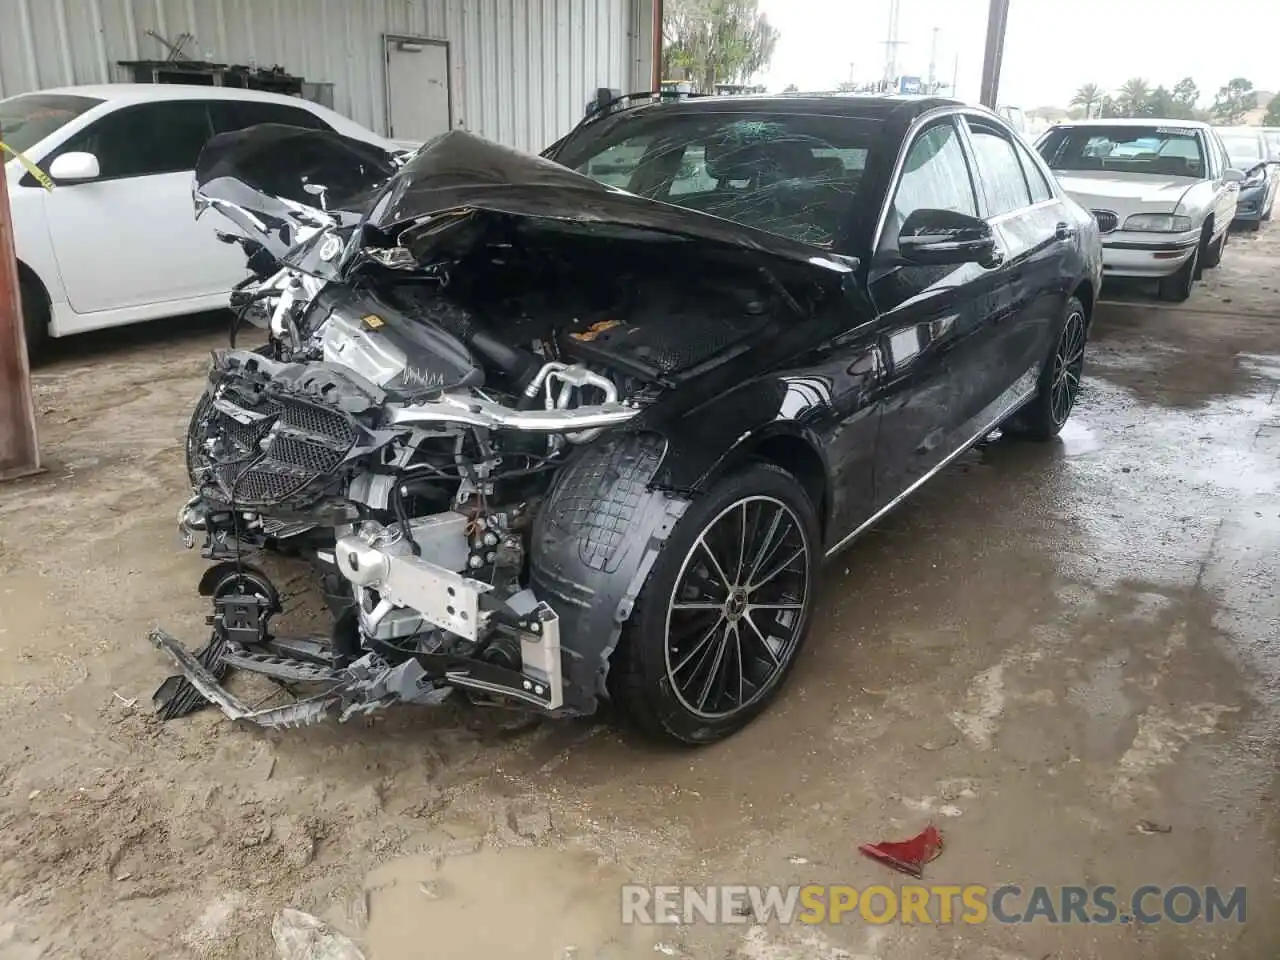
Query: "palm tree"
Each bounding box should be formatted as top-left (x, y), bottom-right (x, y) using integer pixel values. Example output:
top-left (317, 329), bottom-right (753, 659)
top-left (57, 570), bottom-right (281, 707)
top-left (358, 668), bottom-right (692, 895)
top-left (1070, 83), bottom-right (1103, 119)
top-left (1115, 78), bottom-right (1151, 118)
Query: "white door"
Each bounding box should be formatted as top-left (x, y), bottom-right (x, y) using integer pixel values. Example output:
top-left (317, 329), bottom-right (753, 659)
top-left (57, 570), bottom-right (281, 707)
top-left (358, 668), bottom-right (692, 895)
top-left (385, 37), bottom-right (451, 142)
top-left (42, 99), bottom-right (243, 315)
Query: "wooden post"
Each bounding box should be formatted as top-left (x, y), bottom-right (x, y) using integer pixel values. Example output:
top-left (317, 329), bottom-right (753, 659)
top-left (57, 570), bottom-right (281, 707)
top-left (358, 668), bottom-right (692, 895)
top-left (0, 160), bottom-right (41, 481)
top-left (650, 0), bottom-right (663, 90)
top-left (978, 0), bottom-right (1010, 109)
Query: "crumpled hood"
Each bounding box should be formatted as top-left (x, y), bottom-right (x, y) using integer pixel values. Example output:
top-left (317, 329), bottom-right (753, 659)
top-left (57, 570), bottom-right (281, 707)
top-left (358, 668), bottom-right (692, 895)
top-left (1053, 169), bottom-right (1197, 209)
top-left (367, 130), bottom-right (855, 276)
top-left (195, 124), bottom-right (855, 279)
top-left (193, 123), bottom-right (400, 260)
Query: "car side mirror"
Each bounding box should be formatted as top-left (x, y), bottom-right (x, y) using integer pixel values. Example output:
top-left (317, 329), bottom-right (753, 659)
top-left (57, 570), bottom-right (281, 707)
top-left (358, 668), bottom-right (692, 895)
top-left (47, 151), bottom-right (101, 182)
top-left (1223, 168), bottom-right (1245, 183)
top-left (898, 208), bottom-right (999, 267)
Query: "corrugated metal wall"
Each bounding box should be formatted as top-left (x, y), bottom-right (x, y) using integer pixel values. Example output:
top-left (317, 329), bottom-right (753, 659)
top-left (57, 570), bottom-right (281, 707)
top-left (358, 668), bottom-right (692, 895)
top-left (0, 0), bottom-right (655, 151)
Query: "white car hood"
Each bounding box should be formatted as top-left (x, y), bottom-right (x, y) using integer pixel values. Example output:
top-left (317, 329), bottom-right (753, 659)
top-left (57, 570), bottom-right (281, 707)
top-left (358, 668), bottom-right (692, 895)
top-left (1052, 169), bottom-right (1198, 211)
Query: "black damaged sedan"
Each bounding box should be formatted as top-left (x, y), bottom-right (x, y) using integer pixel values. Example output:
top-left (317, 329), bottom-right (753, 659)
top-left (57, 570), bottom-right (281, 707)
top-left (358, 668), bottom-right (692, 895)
top-left (162, 94), bottom-right (1102, 744)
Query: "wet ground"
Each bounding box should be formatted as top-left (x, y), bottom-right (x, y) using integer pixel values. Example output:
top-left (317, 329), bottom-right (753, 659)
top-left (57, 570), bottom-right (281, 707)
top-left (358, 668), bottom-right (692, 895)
top-left (0, 224), bottom-right (1278, 960)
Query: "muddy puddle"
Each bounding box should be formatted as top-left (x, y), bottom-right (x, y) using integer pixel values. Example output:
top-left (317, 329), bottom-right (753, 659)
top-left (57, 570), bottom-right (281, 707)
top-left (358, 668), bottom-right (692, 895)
top-left (364, 848), bottom-right (662, 959)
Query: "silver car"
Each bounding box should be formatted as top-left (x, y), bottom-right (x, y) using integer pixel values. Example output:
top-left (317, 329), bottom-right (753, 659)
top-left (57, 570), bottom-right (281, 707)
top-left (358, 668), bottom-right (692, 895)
top-left (1036, 119), bottom-right (1242, 301)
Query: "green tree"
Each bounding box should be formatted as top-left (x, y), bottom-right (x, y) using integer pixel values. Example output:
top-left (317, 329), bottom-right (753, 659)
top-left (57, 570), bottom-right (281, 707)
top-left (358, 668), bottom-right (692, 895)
top-left (1264, 94), bottom-right (1280, 126)
top-left (1171, 77), bottom-right (1199, 116)
top-left (1069, 82), bottom-right (1103, 119)
top-left (1097, 95), bottom-right (1119, 119)
top-left (1140, 85), bottom-right (1176, 118)
top-left (1115, 77), bottom-right (1151, 117)
top-left (662, 0), bottom-right (780, 93)
top-left (1211, 77), bottom-right (1255, 125)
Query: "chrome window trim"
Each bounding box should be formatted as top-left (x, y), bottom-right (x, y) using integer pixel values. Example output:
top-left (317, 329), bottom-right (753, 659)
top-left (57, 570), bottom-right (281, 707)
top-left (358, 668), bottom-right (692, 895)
top-left (870, 105), bottom-right (1044, 255)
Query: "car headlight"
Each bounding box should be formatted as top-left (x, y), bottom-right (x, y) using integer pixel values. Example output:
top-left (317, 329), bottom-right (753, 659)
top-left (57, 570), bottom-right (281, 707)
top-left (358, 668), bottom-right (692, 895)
top-left (1123, 213), bottom-right (1192, 232)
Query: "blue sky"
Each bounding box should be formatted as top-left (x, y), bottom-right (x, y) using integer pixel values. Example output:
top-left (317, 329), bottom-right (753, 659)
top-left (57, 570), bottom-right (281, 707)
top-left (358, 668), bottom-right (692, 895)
top-left (754, 0), bottom-right (1280, 107)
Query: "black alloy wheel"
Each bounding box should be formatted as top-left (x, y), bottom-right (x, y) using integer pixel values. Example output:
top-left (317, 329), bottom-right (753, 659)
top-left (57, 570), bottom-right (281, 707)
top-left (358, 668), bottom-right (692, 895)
top-left (610, 462), bottom-right (820, 744)
top-left (664, 495), bottom-right (810, 720)
top-left (1001, 294), bottom-right (1088, 442)
top-left (1049, 306), bottom-right (1087, 429)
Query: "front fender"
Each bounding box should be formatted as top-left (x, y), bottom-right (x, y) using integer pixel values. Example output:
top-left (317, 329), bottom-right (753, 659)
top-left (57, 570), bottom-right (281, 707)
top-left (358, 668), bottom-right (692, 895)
top-left (646, 375), bottom-right (831, 494)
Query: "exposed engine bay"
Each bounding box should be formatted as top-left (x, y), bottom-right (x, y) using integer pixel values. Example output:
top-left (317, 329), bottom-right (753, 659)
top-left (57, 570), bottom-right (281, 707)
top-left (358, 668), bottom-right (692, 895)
top-left (150, 124), bottom-right (835, 728)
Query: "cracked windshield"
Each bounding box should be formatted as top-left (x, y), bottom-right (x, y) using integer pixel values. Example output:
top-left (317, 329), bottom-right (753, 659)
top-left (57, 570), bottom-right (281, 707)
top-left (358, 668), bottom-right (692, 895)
top-left (568, 115), bottom-right (874, 246)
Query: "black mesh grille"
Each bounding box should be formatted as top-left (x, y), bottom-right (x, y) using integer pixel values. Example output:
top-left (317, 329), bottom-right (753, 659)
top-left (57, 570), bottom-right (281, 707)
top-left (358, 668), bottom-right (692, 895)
top-left (233, 467), bottom-right (314, 504)
top-left (266, 434), bottom-right (346, 474)
top-left (190, 381), bottom-right (360, 509)
top-left (277, 399), bottom-right (357, 444)
top-left (1092, 210), bottom-right (1118, 233)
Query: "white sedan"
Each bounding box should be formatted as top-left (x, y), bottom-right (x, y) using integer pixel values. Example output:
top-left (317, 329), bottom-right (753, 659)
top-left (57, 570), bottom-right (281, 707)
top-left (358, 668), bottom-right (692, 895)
top-left (1, 84), bottom-right (399, 354)
top-left (1035, 119), bottom-right (1242, 302)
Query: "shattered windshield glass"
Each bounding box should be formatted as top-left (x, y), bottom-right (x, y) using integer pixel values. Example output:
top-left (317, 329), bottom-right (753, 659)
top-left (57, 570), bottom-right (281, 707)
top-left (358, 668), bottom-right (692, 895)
top-left (553, 112), bottom-right (879, 248)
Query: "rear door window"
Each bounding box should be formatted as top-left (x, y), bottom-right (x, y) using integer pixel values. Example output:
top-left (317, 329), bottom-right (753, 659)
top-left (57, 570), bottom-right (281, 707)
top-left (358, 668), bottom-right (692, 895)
top-left (209, 100), bottom-right (332, 133)
top-left (1013, 138), bottom-right (1053, 203)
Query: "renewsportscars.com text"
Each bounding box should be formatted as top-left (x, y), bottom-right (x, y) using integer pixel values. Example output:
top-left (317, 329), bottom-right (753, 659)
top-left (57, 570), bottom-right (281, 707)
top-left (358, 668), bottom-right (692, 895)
top-left (620, 884), bottom-right (1246, 926)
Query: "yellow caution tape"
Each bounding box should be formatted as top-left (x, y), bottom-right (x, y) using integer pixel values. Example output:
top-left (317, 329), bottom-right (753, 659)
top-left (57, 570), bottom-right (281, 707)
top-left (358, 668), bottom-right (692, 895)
top-left (0, 141), bottom-right (55, 192)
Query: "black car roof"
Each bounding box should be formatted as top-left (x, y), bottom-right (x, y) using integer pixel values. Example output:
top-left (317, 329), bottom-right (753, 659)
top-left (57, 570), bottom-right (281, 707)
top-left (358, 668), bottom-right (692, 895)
top-left (607, 93), bottom-right (964, 123)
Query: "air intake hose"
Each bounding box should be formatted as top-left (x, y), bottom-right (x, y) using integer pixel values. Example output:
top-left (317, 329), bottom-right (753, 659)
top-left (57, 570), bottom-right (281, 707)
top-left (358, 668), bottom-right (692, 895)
top-left (466, 328), bottom-right (542, 393)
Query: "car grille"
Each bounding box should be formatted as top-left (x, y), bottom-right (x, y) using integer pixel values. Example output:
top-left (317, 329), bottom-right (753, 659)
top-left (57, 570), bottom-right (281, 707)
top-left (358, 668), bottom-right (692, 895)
top-left (195, 388), bottom-right (359, 509)
top-left (1091, 209), bottom-right (1118, 233)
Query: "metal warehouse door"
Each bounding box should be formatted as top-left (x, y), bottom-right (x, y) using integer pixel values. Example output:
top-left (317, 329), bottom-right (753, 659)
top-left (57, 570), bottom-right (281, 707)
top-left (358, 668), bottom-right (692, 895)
top-left (384, 36), bottom-right (451, 142)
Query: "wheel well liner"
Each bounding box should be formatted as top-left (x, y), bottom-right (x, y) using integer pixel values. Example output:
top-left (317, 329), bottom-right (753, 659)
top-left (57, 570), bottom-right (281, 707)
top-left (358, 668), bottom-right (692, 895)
top-left (529, 432), bottom-right (690, 714)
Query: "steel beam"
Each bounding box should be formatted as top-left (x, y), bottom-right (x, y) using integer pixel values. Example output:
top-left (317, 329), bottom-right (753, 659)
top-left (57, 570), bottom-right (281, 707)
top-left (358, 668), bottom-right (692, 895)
top-left (978, 0), bottom-right (1010, 108)
top-left (0, 161), bottom-right (41, 481)
top-left (650, 0), bottom-right (663, 90)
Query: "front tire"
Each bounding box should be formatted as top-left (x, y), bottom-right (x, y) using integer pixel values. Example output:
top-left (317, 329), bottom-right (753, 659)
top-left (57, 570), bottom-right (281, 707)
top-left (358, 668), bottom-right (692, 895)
top-left (610, 463), bottom-right (820, 745)
top-left (19, 277), bottom-right (49, 361)
top-left (1201, 225), bottom-right (1226, 270)
top-left (1002, 295), bottom-right (1087, 442)
top-left (1157, 245), bottom-right (1198, 302)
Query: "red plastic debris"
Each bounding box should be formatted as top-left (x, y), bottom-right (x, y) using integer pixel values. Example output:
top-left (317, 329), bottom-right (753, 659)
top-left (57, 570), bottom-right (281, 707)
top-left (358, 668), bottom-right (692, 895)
top-left (858, 825), bottom-right (944, 878)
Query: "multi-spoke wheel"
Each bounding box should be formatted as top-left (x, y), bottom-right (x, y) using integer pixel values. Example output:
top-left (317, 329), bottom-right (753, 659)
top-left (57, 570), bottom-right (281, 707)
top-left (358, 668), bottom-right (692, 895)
top-left (610, 463), bottom-right (820, 744)
top-left (1049, 308), bottom-right (1086, 429)
top-left (1001, 294), bottom-right (1089, 442)
top-left (665, 495), bottom-right (809, 719)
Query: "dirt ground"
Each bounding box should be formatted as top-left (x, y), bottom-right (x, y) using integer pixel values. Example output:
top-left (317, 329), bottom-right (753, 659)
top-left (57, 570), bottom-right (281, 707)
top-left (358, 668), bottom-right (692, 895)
top-left (1, 221), bottom-right (1279, 960)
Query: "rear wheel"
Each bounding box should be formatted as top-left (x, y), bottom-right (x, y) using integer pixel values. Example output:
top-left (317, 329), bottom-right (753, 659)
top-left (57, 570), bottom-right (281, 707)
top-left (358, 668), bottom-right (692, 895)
top-left (610, 463), bottom-right (819, 745)
top-left (1157, 245), bottom-right (1198, 302)
top-left (1002, 295), bottom-right (1087, 442)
